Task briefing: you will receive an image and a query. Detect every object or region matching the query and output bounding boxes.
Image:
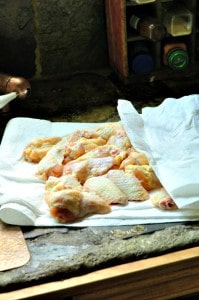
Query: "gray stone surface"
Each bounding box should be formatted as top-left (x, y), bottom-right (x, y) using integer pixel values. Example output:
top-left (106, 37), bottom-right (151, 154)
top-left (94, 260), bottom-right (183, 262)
top-left (0, 0), bottom-right (108, 79)
top-left (0, 0), bottom-right (36, 77)
top-left (35, 0), bottom-right (108, 78)
top-left (0, 224), bottom-right (199, 290)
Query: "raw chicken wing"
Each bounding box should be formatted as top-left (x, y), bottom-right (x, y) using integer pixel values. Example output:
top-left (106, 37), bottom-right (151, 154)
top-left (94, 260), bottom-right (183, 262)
top-left (45, 186), bottom-right (111, 223)
top-left (125, 165), bottom-right (162, 191)
top-left (83, 176), bottom-right (128, 205)
top-left (23, 136), bottom-right (62, 163)
top-left (120, 149), bottom-right (149, 169)
top-left (151, 188), bottom-right (178, 210)
top-left (106, 169), bottom-right (149, 201)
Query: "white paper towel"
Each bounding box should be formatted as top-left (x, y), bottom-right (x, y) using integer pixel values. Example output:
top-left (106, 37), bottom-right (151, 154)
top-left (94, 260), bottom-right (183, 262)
top-left (117, 95), bottom-right (199, 210)
top-left (0, 113), bottom-right (199, 227)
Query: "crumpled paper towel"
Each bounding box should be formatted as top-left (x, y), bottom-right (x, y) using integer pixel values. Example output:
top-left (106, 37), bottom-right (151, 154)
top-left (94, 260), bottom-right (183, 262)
top-left (0, 112), bottom-right (199, 227)
top-left (117, 95), bottom-right (199, 209)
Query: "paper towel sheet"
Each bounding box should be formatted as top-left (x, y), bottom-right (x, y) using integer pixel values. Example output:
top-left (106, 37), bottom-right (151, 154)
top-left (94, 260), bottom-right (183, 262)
top-left (117, 95), bottom-right (199, 210)
top-left (0, 115), bottom-right (199, 227)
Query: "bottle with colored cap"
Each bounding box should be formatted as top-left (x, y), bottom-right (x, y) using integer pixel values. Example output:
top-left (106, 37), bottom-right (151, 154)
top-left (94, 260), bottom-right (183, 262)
top-left (129, 15), bottom-right (167, 42)
top-left (163, 43), bottom-right (189, 70)
top-left (129, 42), bottom-right (154, 75)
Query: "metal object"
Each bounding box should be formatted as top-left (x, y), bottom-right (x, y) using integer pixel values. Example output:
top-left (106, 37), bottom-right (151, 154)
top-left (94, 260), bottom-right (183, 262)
top-left (0, 72), bottom-right (31, 99)
top-left (0, 72), bottom-right (31, 112)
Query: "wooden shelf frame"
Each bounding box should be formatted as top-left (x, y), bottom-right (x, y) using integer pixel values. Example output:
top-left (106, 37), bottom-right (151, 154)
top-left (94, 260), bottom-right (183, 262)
top-left (105, 0), bottom-right (198, 83)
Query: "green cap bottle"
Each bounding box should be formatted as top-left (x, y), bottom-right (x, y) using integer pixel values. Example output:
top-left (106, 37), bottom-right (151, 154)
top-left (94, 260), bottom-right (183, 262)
top-left (167, 48), bottom-right (189, 70)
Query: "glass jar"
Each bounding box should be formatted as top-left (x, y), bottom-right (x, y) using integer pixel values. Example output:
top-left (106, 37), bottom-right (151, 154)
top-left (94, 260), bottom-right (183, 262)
top-left (163, 5), bottom-right (193, 36)
top-left (130, 15), bottom-right (167, 42)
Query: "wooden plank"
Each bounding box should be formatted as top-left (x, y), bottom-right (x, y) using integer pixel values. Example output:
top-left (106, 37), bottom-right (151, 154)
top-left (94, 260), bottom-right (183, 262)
top-left (105, 0), bottom-right (129, 78)
top-left (1, 246), bottom-right (199, 300)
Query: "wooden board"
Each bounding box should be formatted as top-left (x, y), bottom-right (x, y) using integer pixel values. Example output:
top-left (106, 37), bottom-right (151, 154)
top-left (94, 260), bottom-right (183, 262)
top-left (0, 221), bottom-right (30, 271)
top-left (105, 0), bottom-right (129, 78)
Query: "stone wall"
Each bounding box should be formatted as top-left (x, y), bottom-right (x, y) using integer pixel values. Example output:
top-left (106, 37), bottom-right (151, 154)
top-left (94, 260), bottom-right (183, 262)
top-left (0, 0), bottom-right (108, 79)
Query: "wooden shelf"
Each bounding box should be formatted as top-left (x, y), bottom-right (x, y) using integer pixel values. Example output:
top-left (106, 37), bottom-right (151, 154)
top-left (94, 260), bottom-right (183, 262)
top-left (105, 0), bottom-right (198, 83)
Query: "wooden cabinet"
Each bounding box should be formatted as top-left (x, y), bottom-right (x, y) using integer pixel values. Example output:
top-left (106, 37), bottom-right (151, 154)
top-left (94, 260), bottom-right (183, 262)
top-left (105, 0), bottom-right (198, 83)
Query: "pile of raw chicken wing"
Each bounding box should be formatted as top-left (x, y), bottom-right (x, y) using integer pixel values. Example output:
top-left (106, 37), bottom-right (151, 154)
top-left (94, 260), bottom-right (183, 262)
top-left (23, 123), bottom-right (177, 223)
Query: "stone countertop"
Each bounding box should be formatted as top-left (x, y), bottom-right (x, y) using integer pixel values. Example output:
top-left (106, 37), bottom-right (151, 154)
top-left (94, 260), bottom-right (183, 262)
top-left (1, 223), bottom-right (199, 292)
